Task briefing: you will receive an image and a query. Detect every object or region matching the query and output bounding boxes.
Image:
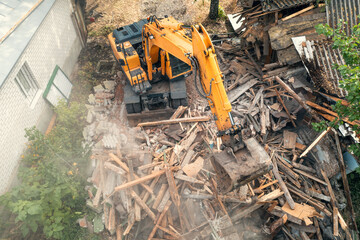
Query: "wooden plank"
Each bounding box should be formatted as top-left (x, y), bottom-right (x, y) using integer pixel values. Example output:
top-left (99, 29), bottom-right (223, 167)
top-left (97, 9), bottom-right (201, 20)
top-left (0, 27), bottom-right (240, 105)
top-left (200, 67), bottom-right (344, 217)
top-left (306, 101), bottom-right (360, 126)
top-left (260, 96), bottom-right (267, 135)
top-left (157, 225), bottom-right (180, 238)
top-left (170, 106), bottom-right (187, 119)
top-left (148, 201), bottom-right (172, 240)
top-left (254, 180), bottom-right (278, 193)
top-left (293, 168), bottom-right (327, 186)
top-left (320, 169), bottom-right (336, 206)
top-left (157, 190), bottom-right (171, 212)
top-left (45, 113), bottom-right (57, 135)
top-left (226, 73), bottom-right (252, 92)
top-left (313, 217), bottom-right (323, 240)
top-left (295, 142), bottom-right (306, 151)
top-left (131, 190), bottom-right (156, 221)
top-left (231, 189), bottom-right (284, 222)
top-left (270, 215), bottom-right (287, 233)
top-left (114, 169), bottom-right (169, 192)
top-left (174, 173), bottom-right (205, 184)
top-left (123, 212), bottom-right (135, 235)
top-left (338, 211), bottom-right (353, 240)
top-left (277, 159), bottom-right (298, 180)
top-left (274, 76), bottom-right (321, 122)
top-left (288, 223), bottom-right (316, 233)
top-left (116, 223), bottom-right (123, 240)
top-left (300, 127), bottom-right (331, 158)
top-left (228, 79), bottom-right (259, 103)
top-left (138, 162), bottom-right (162, 171)
top-left (272, 160), bottom-right (295, 209)
top-left (283, 130), bottom-right (297, 149)
top-left (292, 162), bottom-right (316, 173)
top-left (308, 189), bottom-right (331, 202)
top-left (333, 206), bottom-right (339, 236)
top-left (248, 86), bottom-right (264, 112)
top-left (275, 89), bottom-right (296, 127)
top-left (104, 161), bottom-right (126, 175)
top-left (316, 91), bottom-right (350, 106)
top-left (152, 184), bottom-right (168, 209)
top-left (108, 205), bottom-right (116, 234)
top-left (142, 176), bottom-right (160, 203)
top-left (245, 49), bottom-right (263, 76)
top-left (137, 116), bottom-right (210, 127)
top-left (109, 153), bottom-right (154, 195)
top-left (270, 206), bottom-right (302, 225)
top-left (93, 160), bottom-right (104, 207)
top-left (165, 166), bottom-right (184, 232)
top-left (159, 140), bottom-right (175, 147)
top-left (281, 5), bottom-right (319, 22)
top-left (286, 184), bottom-right (331, 217)
top-left (282, 227), bottom-right (296, 240)
top-left (299, 231), bottom-right (311, 240)
top-left (334, 131), bottom-right (359, 232)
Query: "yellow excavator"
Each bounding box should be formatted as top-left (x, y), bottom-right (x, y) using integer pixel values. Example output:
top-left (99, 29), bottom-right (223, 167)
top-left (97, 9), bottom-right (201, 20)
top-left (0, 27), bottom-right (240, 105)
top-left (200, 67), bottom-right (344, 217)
top-left (108, 16), bottom-right (271, 192)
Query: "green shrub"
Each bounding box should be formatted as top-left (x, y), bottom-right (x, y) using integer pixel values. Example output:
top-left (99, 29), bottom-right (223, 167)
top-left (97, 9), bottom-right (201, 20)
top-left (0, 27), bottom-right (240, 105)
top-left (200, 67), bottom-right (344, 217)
top-left (218, 5), bottom-right (227, 20)
top-left (0, 100), bottom-right (90, 239)
top-left (314, 20), bottom-right (360, 157)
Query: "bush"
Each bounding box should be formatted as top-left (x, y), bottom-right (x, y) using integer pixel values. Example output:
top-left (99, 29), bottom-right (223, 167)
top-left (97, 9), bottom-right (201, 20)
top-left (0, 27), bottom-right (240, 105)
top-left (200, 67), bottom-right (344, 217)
top-left (0, 100), bottom-right (90, 239)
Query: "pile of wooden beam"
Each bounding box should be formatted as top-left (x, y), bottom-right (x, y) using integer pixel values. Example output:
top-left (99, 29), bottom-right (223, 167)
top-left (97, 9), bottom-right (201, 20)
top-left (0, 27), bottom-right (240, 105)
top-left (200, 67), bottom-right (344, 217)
top-left (83, 86), bottom-right (358, 239)
top-left (81, 6), bottom-right (359, 235)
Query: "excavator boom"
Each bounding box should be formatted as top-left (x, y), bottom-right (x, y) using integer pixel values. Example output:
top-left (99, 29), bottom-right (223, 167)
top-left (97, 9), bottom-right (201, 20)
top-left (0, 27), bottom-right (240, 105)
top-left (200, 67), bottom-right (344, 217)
top-left (142, 16), bottom-right (236, 134)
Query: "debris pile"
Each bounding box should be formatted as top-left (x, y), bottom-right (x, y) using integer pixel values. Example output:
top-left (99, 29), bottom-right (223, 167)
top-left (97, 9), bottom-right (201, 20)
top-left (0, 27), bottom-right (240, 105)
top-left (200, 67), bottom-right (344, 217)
top-left (79, 1), bottom-right (359, 239)
top-left (80, 70), bottom-right (358, 240)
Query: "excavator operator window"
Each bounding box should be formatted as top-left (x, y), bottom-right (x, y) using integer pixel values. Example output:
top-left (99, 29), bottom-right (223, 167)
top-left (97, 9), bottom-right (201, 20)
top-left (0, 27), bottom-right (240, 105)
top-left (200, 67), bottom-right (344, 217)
top-left (168, 53), bottom-right (191, 79)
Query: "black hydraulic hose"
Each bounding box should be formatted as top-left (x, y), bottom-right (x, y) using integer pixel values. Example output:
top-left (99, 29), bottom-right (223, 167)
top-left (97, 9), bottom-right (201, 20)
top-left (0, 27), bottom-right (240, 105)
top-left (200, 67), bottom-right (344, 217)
top-left (190, 57), bottom-right (206, 99)
top-left (191, 57), bottom-right (213, 99)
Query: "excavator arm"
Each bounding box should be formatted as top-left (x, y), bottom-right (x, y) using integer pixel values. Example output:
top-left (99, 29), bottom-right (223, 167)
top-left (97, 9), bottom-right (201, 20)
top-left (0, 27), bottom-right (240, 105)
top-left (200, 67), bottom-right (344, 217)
top-left (143, 16), bottom-right (241, 140)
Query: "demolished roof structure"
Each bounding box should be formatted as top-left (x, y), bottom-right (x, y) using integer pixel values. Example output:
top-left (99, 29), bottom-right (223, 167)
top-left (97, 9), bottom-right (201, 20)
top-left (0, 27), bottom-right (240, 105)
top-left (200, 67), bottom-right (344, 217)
top-left (79, 1), bottom-right (360, 239)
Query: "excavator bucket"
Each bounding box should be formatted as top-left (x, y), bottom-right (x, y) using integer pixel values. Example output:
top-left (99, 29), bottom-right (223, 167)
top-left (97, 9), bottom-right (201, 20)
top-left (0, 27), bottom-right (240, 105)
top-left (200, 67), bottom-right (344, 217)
top-left (211, 137), bottom-right (272, 193)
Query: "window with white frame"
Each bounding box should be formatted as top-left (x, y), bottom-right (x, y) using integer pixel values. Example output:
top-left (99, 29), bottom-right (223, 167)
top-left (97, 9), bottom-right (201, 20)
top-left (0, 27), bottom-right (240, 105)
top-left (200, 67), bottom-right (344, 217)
top-left (14, 62), bottom-right (39, 102)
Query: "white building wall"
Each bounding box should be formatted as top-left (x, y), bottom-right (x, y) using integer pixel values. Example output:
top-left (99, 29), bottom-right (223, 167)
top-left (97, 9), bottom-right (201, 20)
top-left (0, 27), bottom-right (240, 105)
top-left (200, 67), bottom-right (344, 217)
top-left (0, 0), bottom-right (82, 194)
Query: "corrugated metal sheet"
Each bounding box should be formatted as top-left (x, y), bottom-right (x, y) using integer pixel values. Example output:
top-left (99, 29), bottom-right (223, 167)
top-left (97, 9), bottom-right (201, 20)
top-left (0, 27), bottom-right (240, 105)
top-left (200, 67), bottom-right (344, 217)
top-left (261, 0), bottom-right (315, 11)
top-left (326, 0), bottom-right (360, 35)
top-left (312, 40), bottom-right (346, 97)
top-left (294, 37), bottom-right (346, 97)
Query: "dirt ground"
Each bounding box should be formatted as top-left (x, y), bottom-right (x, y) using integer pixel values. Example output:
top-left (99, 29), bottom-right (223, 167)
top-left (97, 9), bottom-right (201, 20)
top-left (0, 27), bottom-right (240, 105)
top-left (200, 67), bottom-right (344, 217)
top-left (85, 0), bottom-right (240, 34)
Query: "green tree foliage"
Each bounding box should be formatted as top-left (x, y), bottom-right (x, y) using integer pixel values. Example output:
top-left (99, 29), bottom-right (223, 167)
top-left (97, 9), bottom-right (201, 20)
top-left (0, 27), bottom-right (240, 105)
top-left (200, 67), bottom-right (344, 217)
top-left (0, 100), bottom-right (90, 239)
top-left (315, 21), bottom-right (360, 157)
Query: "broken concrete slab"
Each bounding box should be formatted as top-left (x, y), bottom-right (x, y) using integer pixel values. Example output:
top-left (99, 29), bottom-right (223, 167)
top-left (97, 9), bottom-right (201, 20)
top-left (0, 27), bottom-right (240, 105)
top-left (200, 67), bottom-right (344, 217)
top-left (103, 80), bottom-right (116, 91)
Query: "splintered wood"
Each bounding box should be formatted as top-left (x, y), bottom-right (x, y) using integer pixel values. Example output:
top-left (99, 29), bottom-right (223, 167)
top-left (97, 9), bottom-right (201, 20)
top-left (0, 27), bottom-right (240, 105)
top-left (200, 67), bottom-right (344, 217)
top-left (86, 102), bottom-right (354, 240)
top-left (85, 18), bottom-right (358, 237)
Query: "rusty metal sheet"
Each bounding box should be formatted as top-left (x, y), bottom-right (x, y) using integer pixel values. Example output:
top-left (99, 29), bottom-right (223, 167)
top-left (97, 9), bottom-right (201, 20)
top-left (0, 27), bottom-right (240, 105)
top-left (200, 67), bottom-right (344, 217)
top-left (293, 36), bottom-right (346, 97)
